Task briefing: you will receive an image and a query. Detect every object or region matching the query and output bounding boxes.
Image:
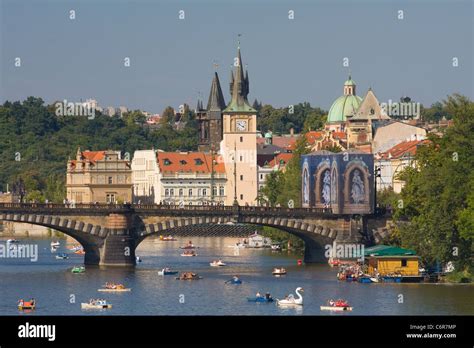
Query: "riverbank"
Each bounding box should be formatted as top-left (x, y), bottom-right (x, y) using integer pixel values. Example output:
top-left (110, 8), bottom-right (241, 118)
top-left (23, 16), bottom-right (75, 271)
top-left (443, 269), bottom-right (474, 283)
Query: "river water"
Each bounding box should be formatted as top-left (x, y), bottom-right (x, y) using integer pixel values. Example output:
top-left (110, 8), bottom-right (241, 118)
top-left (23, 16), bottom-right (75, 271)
top-left (0, 237), bottom-right (472, 316)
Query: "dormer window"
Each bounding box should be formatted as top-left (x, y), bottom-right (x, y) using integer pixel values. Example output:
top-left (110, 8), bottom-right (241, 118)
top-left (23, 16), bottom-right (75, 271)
top-left (194, 158), bottom-right (203, 165)
top-left (180, 160), bottom-right (187, 165)
top-left (164, 159), bottom-right (171, 165)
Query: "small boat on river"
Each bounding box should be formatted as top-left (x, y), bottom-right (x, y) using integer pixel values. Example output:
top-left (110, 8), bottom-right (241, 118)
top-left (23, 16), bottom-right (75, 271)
top-left (176, 272), bottom-right (202, 280)
top-left (158, 268), bottom-right (179, 276)
top-left (18, 299), bottom-right (36, 311)
top-left (272, 267), bottom-right (287, 276)
top-left (71, 266), bottom-right (85, 274)
top-left (98, 282), bottom-right (131, 292)
top-left (160, 235), bottom-right (177, 241)
top-left (225, 276), bottom-right (242, 284)
top-left (81, 299), bottom-right (112, 310)
top-left (180, 240), bottom-right (198, 249)
top-left (276, 287), bottom-right (304, 306)
top-left (55, 253), bottom-right (69, 260)
top-left (210, 259), bottom-right (226, 267)
top-left (181, 250), bottom-right (197, 257)
top-left (247, 292), bottom-right (273, 303)
top-left (320, 299), bottom-right (353, 312)
top-left (51, 241), bottom-right (60, 248)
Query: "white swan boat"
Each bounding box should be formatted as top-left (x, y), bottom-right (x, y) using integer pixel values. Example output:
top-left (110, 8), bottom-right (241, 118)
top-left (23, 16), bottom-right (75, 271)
top-left (276, 287), bottom-right (304, 306)
top-left (81, 299), bottom-right (112, 310)
top-left (210, 260), bottom-right (226, 267)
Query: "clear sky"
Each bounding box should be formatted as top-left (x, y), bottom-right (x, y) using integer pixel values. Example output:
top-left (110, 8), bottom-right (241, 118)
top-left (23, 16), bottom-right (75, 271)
top-left (1, 0), bottom-right (472, 114)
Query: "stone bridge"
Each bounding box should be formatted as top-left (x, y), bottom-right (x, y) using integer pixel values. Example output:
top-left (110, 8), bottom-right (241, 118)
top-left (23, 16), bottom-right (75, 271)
top-left (0, 203), bottom-right (386, 266)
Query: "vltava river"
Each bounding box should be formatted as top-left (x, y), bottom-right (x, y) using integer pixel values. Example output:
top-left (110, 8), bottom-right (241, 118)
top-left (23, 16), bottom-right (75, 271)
top-left (0, 237), bottom-right (473, 315)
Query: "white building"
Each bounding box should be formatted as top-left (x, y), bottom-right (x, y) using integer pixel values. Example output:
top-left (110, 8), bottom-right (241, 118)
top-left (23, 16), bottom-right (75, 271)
top-left (131, 150), bottom-right (160, 204)
top-left (131, 150), bottom-right (227, 205)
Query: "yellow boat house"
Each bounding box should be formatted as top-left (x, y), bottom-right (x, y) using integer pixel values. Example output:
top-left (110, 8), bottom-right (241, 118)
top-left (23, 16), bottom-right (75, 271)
top-left (364, 245), bottom-right (421, 280)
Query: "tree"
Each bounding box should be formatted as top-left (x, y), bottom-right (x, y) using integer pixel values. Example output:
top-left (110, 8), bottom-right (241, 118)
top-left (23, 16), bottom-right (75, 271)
top-left (394, 94), bottom-right (474, 269)
top-left (160, 106), bottom-right (175, 125)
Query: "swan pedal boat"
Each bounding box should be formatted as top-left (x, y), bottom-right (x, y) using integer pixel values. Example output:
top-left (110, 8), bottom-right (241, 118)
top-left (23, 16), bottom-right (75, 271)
top-left (158, 268), bottom-right (179, 275)
top-left (276, 287), bottom-right (304, 306)
top-left (81, 300), bottom-right (112, 309)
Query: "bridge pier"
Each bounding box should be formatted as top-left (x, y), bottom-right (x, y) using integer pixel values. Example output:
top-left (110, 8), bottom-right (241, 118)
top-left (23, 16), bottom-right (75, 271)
top-left (99, 235), bottom-right (136, 267)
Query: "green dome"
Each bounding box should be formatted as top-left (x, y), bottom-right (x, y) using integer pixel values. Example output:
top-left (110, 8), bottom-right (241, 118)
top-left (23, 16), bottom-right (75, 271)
top-left (344, 78), bottom-right (356, 86)
top-left (327, 94), bottom-right (362, 123)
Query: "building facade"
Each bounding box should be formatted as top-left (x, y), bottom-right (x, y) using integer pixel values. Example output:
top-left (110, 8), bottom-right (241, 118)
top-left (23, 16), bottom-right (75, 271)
top-left (66, 148), bottom-right (132, 204)
top-left (301, 150), bottom-right (374, 215)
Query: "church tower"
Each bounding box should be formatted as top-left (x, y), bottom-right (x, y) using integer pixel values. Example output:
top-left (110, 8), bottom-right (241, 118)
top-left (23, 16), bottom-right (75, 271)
top-left (197, 72), bottom-right (226, 152)
top-left (221, 44), bottom-right (258, 206)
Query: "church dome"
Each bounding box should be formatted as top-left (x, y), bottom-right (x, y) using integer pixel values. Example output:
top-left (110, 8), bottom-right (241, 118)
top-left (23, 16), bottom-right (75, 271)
top-left (327, 76), bottom-right (362, 123)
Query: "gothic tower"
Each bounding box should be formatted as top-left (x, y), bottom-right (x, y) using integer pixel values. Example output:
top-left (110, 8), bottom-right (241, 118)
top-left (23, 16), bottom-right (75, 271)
top-left (221, 44), bottom-right (258, 206)
top-left (197, 72), bottom-right (226, 152)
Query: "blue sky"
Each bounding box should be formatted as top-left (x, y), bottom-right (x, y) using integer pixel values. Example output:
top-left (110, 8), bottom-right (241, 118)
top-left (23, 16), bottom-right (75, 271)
top-left (1, 0), bottom-right (472, 114)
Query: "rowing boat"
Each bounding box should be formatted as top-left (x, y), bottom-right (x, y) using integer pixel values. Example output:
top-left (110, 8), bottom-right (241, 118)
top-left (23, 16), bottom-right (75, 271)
top-left (320, 305), bottom-right (353, 311)
top-left (98, 288), bottom-right (131, 292)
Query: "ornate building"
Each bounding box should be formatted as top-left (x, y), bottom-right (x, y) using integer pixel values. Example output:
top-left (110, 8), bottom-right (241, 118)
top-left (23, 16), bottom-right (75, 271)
top-left (221, 45), bottom-right (259, 206)
top-left (301, 150), bottom-right (374, 215)
top-left (196, 72), bottom-right (226, 152)
top-left (66, 148), bottom-right (132, 204)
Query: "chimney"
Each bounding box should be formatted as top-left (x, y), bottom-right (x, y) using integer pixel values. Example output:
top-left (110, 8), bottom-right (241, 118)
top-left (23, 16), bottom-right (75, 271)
top-left (290, 128), bottom-right (294, 136)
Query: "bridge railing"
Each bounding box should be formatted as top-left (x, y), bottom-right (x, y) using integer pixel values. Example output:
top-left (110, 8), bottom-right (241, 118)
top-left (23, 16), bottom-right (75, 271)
top-left (0, 202), bottom-right (334, 215)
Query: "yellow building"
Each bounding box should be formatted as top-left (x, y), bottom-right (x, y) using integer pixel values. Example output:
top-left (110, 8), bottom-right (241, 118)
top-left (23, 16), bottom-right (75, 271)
top-left (66, 148), bottom-right (132, 204)
top-left (365, 245), bottom-right (420, 276)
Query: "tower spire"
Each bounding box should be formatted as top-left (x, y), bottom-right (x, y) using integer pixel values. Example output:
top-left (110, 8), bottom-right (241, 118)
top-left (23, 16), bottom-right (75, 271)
top-left (207, 72), bottom-right (226, 114)
top-left (225, 39), bottom-right (255, 113)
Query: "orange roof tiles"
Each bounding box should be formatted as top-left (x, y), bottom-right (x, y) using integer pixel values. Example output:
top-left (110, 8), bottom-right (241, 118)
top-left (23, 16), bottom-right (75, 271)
top-left (157, 152), bottom-right (225, 174)
top-left (378, 139), bottom-right (429, 160)
top-left (268, 153), bottom-right (293, 167)
top-left (81, 151), bottom-right (106, 162)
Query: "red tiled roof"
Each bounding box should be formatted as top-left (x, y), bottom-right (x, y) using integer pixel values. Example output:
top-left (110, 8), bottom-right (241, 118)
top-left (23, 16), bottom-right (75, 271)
top-left (378, 139), bottom-right (429, 160)
top-left (81, 151), bottom-right (106, 162)
top-left (268, 153), bottom-right (293, 167)
top-left (157, 152), bottom-right (225, 174)
top-left (257, 135), bottom-right (299, 150)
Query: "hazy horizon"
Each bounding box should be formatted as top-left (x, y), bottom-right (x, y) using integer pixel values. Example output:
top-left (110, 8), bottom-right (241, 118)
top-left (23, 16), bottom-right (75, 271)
top-left (1, 0), bottom-right (472, 114)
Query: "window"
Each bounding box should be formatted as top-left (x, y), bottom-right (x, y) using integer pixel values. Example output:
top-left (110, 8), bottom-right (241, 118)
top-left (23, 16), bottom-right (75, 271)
top-left (194, 158), bottom-right (203, 165)
top-left (202, 188), bottom-right (207, 196)
top-left (240, 194), bottom-right (243, 200)
top-left (188, 189), bottom-right (193, 196)
top-left (179, 189), bottom-right (183, 197)
top-left (240, 136), bottom-right (243, 142)
top-left (179, 160), bottom-right (187, 165)
top-left (164, 159), bottom-right (171, 165)
top-left (240, 175), bottom-right (243, 181)
top-left (212, 186), bottom-right (217, 196)
top-left (198, 189), bottom-right (202, 196)
top-left (170, 189), bottom-right (174, 196)
top-left (108, 177), bottom-right (113, 184)
top-left (401, 259), bottom-right (407, 267)
top-left (219, 186), bottom-right (224, 196)
top-left (106, 193), bottom-right (116, 203)
top-left (260, 174), bottom-right (264, 180)
top-left (240, 156), bottom-right (243, 162)
top-left (165, 189), bottom-right (169, 197)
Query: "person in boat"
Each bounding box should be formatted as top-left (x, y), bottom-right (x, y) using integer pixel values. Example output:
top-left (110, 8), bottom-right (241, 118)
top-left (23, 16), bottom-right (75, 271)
top-left (256, 291), bottom-right (262, 298)
top-left (233, 275), bottom-right (240, 282)
top-left (265, 293), bottom-right (272, 300)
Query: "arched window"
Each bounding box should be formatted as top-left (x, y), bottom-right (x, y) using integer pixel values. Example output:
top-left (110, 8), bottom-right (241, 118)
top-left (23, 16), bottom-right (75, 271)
top-left (165, 189), bottom-right (169, 197)
top-left (188, 189), bottom-right (193, 196)
top-left (170, 189), bottom-right (174, 196)
top-left (202, 188), bottom-right (207, 196)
